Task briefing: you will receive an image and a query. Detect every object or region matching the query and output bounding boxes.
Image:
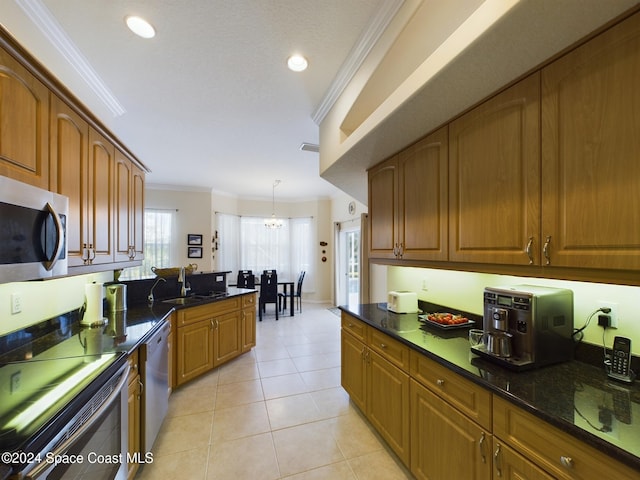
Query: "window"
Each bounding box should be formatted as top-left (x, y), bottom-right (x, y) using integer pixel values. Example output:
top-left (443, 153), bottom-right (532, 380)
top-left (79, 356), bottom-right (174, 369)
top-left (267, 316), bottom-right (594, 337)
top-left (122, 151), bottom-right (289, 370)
top-left (120, 209), bottom-right (175, 279)
top-left (216, 213), bottom-right (314, 291)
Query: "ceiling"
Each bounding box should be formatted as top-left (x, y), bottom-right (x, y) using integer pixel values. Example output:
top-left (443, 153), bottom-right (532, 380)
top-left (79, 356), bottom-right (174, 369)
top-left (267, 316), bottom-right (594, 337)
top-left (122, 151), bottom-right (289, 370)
top-left (0, 0), bottom-right (396, 200)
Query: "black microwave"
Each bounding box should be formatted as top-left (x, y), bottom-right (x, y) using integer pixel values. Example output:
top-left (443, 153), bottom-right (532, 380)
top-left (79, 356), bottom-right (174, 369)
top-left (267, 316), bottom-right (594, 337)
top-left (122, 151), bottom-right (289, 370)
top-left (0, 176), bottom-right (68, 282)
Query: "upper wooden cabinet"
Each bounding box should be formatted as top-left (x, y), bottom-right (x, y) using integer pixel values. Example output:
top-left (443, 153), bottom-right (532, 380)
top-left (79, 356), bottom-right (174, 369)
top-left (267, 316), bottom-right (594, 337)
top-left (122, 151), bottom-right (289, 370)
top-left (115, 151), bottom-right (145, 263)
top-left (369, 126), bottom-right (448, 261)
top-left (50, 97), bottom-right (115, 267)
top-left (0, 48), bottom-right (49, 188)
top-left (449, 72), bottom-right (541, 266)
top-left (541, 12), bottom-right (640, 270)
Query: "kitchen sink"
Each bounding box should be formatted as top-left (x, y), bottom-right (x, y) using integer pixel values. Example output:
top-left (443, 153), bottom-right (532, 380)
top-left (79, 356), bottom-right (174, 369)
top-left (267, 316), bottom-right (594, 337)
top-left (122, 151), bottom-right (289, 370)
top-left (162, 295), bottom-right (208, 305)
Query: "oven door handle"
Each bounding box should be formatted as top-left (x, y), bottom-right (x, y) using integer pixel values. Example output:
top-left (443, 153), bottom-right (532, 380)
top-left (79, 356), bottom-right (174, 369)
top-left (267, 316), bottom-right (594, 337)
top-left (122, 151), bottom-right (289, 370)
top-left (42, 202), bottom-right (65, 271)
top-left (24, 364), bottom-right (130, 479)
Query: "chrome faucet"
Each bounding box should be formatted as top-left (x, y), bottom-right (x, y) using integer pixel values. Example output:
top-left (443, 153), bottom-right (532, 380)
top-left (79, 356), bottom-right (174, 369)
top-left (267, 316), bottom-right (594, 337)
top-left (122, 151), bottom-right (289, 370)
top-left (178, 267), bottom-right (191, 297)
top-left (148, 277), bottom-right (166, 303)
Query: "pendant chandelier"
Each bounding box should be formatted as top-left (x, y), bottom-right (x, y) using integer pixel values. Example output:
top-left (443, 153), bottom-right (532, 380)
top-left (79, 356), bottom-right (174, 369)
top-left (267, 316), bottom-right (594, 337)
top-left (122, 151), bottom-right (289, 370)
top-left (265, 180), bottom-right (283, 229)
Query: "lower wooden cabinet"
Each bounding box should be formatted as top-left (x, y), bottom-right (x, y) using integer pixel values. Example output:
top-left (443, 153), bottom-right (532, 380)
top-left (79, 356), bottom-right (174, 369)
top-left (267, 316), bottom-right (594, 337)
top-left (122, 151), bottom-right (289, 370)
top-left (174, 294), bottom-right (256, 386)
top-left (340, 313), bottom-right (410, 464)
top-left (493, 395), bottom-right (639, 480)
top-left (410, 379), bottom-right (491, 480)
top-left (126, 349), bottom-right (141, 480)
top-left (241, 294), bottom-right (256, 352)
top-left (492, 441), bottom-right (554, 480)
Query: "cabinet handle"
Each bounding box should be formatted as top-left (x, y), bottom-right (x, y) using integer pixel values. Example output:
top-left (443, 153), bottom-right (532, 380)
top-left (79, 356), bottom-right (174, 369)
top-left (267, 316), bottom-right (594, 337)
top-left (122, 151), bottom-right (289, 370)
top-left (543, 235), bottom-right (551, 265)
top-left (525, 236), bottom-right (534, 264)
top-left (560, 456), bottom-right (574, 469)
top-left (138, 378), bottom-right (144, 395)
top-left (380, 343), bottom-right (387, 349)
top-left (494, 443), bottom-right (502, 477)
top-left (88, 244), bottom-right (95, 263)
top-left (398, 243), bottom-right (404, 258)
top-left (436, 379), bottom-right (445, 386)
top-left (478, 432), bottom-right (486, 463)
top-left (82, 243), bottom-right (89, 264)
top-left (210, 319), bottom-right (215, 329)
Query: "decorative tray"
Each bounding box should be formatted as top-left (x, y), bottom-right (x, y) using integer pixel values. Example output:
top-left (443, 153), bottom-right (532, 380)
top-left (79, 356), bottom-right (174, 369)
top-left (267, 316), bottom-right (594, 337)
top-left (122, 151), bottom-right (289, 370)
top-left (418, 313), bottom-right (475, 329)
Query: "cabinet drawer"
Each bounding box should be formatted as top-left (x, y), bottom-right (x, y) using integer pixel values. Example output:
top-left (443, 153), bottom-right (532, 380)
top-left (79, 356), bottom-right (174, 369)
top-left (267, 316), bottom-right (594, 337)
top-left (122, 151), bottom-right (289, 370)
top-left (242, 293), bottom-right (256, 308)
top-left (341, 313), bottom-right (367, 342)
top-left (177, 297), bottom-right (241, 326)
top-left (410, 351), bottom-right (492, 431)
top-left (368, 328), bottom-right (410, 372)
top-left (493, 395), bottom-right (639, 480)
top-left (127, 349), bottom-right (139, 384)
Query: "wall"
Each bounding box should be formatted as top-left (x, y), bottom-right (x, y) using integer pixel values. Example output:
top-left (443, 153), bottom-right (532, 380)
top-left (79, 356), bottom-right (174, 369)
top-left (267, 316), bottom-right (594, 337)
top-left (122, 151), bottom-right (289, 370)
top-left (386, 265), bottom-right (640, 356)
top-left (146, 186), bottom-right (214, 272)
top-left (0, 271), bottom-right (112, 336)
top-left (212, 191), bottom-right (335, 303)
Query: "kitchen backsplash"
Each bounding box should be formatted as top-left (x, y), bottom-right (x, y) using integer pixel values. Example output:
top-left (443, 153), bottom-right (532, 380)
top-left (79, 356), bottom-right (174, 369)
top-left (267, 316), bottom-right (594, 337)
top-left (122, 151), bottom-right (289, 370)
top-left (387, 266), bottom-right (640, 356)
top-left (0, 271), bottom-right (112, 336)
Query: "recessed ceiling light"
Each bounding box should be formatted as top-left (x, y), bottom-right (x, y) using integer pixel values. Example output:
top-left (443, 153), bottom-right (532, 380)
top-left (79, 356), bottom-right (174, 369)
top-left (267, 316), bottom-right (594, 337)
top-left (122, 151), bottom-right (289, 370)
top-left (287, 54), bottom-right (308, 72)
top-left (125, 15), bottom-right (156, 39)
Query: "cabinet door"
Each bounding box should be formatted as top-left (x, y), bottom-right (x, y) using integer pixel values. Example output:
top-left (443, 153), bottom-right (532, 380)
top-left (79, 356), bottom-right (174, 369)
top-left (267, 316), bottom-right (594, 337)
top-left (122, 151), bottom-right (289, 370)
top-left (449, 73), bottom-right (540, 265)
top-left (341, 330), bottom-right (367, 411)
top-left (87, 129), bottom-right (115, 265)
top-left (213, 310), bottom-right (242, 367)
top-left (115, 151), bottom-right (132, 263)
top-left (367, 350), bottom-right (410, 465)
top-left (127, 375), bottom-right (141, 480)
top-left (0, 48), bottom-right (49, 188)
top-left (242, 303), bottom-right (256, 353)
top-left (131, 162), bottom-right (145, 261)
top-left (398, 126), bottom-right (448, 261)
top-left (176, 320), bottom-right (213, 386)
top-left (541, 12), bottom-right (640, 270)
top-left (410, 379), bottom-right (491, 480)
top-left (49, 95), bottom-right (89, 267)
top-left (493, 442), bottom-right (554, 480)
top-left (368, 158), bottom-right (398, 259)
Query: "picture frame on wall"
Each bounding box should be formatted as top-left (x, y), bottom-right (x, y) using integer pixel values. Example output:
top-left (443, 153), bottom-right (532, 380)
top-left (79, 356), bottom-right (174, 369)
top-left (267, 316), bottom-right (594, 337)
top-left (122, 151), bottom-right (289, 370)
top-left (188, 247), bottom-right (203, 258)
top-left (188, 234), bottom-right (203, 245)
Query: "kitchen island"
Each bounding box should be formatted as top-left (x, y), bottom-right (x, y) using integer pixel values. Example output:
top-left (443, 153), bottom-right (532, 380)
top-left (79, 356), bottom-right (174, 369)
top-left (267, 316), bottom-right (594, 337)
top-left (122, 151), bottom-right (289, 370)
top-left (340, 303), bottom-right (640, 479)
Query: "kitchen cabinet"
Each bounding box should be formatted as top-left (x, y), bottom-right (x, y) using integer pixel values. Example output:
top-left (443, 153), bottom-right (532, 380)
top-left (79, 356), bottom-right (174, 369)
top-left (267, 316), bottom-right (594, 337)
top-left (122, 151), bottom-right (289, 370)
top-left (175, 295), bottom-right (255, 386)
top-left (493, 395), bottom-right (639, 480)
top-left (368, 126), bottom-right (448, 261)
top-left (50, 97), bottom-right (116, 267)
top-left (410, 379), bottom-right (491, 480)
top-left (449, 72), bottom-right (540, 266)
top-left (540, 11), bottom-right (640, 270)
top-left (168, 313), bottom-right (176, 391)
top-left (127, 349), bottom-right (142, 480)
top-left (341, 313), bottom-right (410, 464)
top-left (492, 441), bottom-right (554, 480)
top-left (115, 150), bottom-right (145, 263)
top-left (0, 47), bottom-right (49, 189)
top-left (241, 293), bottom-right (257, 352)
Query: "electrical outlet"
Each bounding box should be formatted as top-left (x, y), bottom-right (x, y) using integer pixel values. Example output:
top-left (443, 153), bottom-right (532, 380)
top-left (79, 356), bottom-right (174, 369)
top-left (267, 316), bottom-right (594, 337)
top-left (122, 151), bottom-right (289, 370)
top-left (10, 371), bottom-right (21, 394)
top-left (11, 293), bottom-right (22, 314)
top-left (598, 301), bottom-right (618, 328)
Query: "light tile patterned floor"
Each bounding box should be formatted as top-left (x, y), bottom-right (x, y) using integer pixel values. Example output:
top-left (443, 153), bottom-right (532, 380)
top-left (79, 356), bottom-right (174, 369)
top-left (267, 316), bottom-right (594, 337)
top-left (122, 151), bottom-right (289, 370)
top-left (135, 303), bottom-right (413, 479)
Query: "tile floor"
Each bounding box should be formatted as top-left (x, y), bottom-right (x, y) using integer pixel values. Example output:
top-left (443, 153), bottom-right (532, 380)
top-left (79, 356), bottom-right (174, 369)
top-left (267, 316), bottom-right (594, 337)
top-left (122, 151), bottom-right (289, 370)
top-left (135, 302), bottom-right (413, 480)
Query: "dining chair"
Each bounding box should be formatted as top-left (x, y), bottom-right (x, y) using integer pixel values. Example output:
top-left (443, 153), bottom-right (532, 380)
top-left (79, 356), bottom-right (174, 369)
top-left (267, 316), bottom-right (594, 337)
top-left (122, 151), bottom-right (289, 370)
top-left (279, 271), bottom-right (305, 313)
top-left (237, 270), bottom-right (255, 288)
top-left (258, 271), bottom-right (278, 321)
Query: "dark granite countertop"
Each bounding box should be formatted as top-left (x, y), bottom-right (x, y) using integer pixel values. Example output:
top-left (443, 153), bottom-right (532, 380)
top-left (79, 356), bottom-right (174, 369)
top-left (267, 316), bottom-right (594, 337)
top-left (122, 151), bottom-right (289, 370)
top-left (340, 303), bottom-right (640, 473)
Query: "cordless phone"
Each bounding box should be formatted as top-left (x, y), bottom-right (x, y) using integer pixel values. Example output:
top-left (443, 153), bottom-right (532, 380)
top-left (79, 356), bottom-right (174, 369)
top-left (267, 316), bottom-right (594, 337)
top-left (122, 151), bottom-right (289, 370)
top-left (607, 336), bottom-right (635, 384)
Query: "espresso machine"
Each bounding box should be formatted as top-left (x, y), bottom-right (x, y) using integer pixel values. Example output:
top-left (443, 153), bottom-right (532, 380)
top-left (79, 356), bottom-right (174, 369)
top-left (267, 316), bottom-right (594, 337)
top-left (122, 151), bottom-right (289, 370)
top-left (471, 285), bottom-right (574, 370)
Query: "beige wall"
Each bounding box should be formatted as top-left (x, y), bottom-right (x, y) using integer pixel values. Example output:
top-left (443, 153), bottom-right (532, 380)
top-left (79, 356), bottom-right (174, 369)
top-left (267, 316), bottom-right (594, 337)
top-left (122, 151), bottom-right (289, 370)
top-left (146, 187), bottom-right (214, 272)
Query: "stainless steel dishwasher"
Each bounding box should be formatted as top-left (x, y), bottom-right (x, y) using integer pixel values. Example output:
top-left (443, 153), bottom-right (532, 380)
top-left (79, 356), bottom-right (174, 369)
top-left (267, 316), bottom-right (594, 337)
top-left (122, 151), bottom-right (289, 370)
top-left (141, 321), bottom-right (170, 452)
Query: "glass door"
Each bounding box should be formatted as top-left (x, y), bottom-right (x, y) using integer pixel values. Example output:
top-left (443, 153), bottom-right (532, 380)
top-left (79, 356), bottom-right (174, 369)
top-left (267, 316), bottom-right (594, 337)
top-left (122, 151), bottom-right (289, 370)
top-left (337, 224), bottom-right (360, 308)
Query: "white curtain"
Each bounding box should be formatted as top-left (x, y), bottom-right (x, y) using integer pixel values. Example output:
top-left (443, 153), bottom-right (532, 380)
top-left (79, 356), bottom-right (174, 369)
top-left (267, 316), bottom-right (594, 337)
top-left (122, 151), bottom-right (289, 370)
top-left (216, 213), bottom-right (314, 292)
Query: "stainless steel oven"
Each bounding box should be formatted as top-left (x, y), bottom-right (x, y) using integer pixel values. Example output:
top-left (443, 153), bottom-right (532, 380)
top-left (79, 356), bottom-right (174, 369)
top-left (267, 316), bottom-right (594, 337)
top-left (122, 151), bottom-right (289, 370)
top-left (2, 354), bottom-right (129, 480)
top-left (0, 175), bottom-right (68, 283)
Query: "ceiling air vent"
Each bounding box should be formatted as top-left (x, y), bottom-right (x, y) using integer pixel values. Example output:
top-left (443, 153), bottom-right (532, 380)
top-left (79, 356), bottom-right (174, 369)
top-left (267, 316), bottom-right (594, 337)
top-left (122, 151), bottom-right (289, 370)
top-left (299, 143), bottom-right (319, 153)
